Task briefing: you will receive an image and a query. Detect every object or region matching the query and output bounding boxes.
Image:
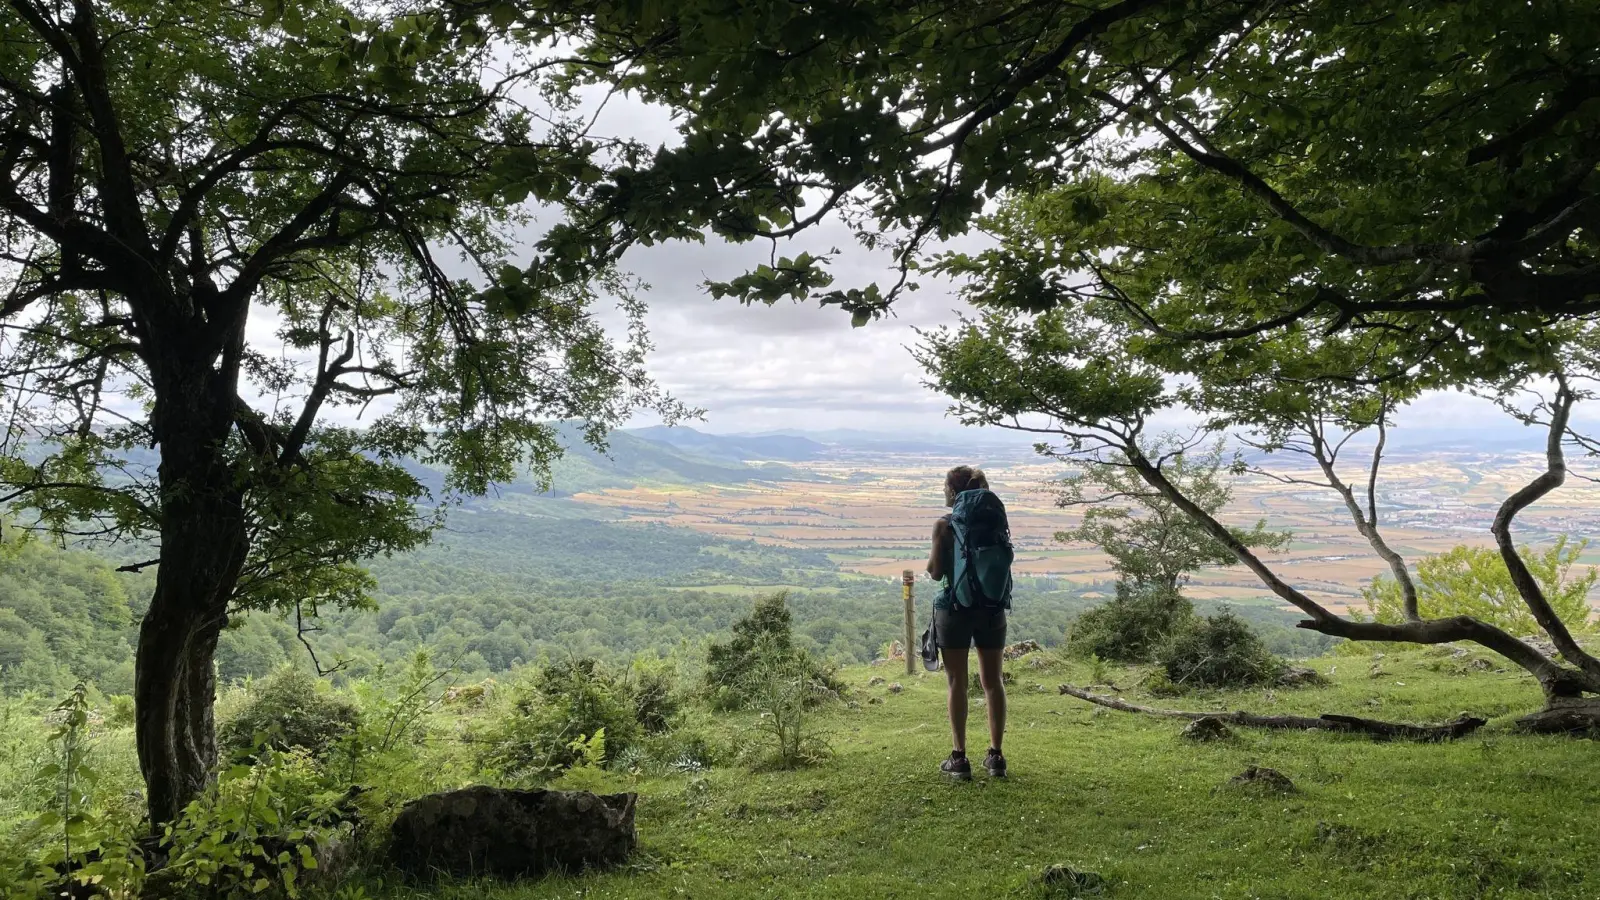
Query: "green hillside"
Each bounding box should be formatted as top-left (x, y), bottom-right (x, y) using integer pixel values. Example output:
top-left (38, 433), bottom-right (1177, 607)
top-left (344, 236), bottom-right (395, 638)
top-left (5, 646), bottom-right (1598, 898)
top-left (536, 423), bottom-right (805, 495)
top-left (417, 650), bottom-right (1598, 900)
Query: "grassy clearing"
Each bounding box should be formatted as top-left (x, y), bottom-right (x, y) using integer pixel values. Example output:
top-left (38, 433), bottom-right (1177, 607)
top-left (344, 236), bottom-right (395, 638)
top-left (350, 647), bottom-right (1599, 900)
top-left (5, 646), bottom-right (1598, 899)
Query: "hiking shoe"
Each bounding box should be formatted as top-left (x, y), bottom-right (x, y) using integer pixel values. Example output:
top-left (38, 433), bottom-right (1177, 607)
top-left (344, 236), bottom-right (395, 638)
top-left (941, 752), bottom-right (972, 781)
top-left (984, 749), bottom-right (1007, 778)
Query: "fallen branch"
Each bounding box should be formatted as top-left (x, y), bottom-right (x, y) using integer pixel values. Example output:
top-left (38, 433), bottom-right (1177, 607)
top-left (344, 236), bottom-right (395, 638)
top-left (1058, 684), bottom-right (1486, 742)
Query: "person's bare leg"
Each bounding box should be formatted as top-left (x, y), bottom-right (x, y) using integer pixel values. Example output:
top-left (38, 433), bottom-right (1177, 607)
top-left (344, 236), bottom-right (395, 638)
top-left (941, 647), bottom-right (969, 753)
top-left (976, 646), bottom-right (1007, 754)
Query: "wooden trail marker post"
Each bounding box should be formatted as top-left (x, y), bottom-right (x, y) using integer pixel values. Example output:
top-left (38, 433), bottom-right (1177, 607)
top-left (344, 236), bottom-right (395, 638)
top-left (903, 569), bottom-right (915, 675)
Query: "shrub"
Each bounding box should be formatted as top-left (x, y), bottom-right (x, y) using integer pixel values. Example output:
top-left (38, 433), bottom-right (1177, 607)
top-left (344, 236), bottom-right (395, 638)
top-left (156, 747), bottom-right (357, 900)
top-left (625, 657), bottom-right (680, 734)
top-left (476, 658), bottom-right (640, 782)
top-left (704, 593), bottom-right (845, 710)
top-left (1068, 582), bottom-right (1192, 663)
top-left (218, 667), bottom-right (360, 759)
top-left (705, 592), bottom-right (795, 694)
top-left (1158, 611), bottom-right (1285, 689)
top-left (738, 636), bottom-right (837, 770)
top-left (106, 695), bottom-right (136, 729)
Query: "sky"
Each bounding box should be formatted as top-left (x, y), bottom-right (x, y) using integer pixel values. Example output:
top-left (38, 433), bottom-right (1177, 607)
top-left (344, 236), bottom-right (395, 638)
top-left (549, 92), bottom-right (1545, 446)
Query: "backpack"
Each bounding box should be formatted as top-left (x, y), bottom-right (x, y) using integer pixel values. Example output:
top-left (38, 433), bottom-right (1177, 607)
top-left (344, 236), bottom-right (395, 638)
top-left (949, 488), bottom-right (1014, 610)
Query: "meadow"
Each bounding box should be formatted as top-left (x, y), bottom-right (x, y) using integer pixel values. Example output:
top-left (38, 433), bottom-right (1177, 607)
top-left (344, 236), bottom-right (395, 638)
top-left (6, 643), bottom-right (1598, 900)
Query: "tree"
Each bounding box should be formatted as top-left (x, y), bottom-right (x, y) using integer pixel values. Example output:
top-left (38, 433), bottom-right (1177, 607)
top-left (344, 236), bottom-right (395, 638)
top-left (517, 0), bottom-right (1598, 361)
top-left (1055, 435), bottom-right (1287, 594)
top-left (917, 307), bottom-right (1600, 729)
top-left (1364, 538), bottom-right (1599, 637)
top-left (0, 0), bottom-right (680, 824)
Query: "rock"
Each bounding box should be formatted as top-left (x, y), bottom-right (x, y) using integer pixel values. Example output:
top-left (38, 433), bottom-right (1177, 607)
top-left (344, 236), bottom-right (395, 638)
top-left (868, 676), bottom-right (886, 686)
top-left (1276, 666), bottom-right (1328, 688)
top-left (389, 786), bottom-right (636, 878)
top-left (1523, 636), bottom-right (1560, 658)
top-left (1180, 716), bottom-right (1232, 742)
top-left (1034, 864), bottom-right (1107, 897)
top-left (870, 657), bottom-right (887, 666)
top-left (1468, 658), bottom-right (1494, 672)
top-left (868, 696), bottom-right (883, 705)
top-left (1025, 656), bottom-right (1050, 669)
top-left (1228, 766), bottom-right (1295, 793)
top-left (887, 682), bottom-right (904, 694)
top-left (845, 700), bottom-right (860, 710)
top-left (887, 641), bottom-right (907, 661)
top-left (1003, 639), bottom-right (1043, 660)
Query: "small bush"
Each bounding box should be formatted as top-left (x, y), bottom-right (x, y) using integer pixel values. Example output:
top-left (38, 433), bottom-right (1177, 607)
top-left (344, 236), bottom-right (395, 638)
top-left (218, 667), bottom-right (360, 759)
top-left (106, 694), bottom-right (136, 729)
top-left (1069, 583), bottom-right (1192, 663)
top-left (156, 746), bottom-right (357, 899)
top-left (1142, 670), bottom-right (1184, 698)
top-left (625, 657), bottom-right (680, 734)
top-left (704, 593), bottom-right (845, 710)
top-left (1158, 611), bottom-right (1285, 689)
top-left (476, 658), bottom-right (640, 782)
top-left (739, 636), bottom-right (837, 770)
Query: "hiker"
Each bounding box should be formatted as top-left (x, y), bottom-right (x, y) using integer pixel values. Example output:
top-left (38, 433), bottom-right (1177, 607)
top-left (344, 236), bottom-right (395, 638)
top-left (926, 465), bottom-right (1014, 780)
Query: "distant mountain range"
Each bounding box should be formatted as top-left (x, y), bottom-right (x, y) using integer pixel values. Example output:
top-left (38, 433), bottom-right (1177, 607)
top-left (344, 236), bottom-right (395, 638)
top-left (623, 426), bottom-right (829, 461)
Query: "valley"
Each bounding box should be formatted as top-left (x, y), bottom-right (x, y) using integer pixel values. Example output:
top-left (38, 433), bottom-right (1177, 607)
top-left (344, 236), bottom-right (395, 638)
top-left (561, 435), bottom-right (1600, 615)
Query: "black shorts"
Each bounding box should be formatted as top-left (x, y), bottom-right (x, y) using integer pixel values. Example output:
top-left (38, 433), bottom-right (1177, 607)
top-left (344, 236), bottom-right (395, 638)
top-left (934, 606), bottom-right (1008, 650)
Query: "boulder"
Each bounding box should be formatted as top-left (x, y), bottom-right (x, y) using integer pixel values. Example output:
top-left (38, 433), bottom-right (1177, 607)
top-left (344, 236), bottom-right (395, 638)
top-left (886, 682), bottom-right (904, 694)
top-left (1276, 666), bottom-right (1328, 688)
top-left (1180, 716), bottom-right (1232, 742)
top-left (867, 676), bottom-right (886, 687)
top-left (1003, 639), bottom-right (1043, 660)
top-left (1228, 766), bottom-right (1295, 793)
top-left (389, 786), bottom-right (636, 878)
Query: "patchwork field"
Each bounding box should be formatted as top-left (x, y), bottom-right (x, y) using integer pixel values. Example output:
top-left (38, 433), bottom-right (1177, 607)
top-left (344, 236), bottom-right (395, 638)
top-left (571, 448), bottom-right (1600, 614)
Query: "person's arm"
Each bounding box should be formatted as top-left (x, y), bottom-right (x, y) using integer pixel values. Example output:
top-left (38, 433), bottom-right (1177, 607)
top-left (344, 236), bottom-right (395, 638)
top-left (927, 518), bottom-right (951, 581)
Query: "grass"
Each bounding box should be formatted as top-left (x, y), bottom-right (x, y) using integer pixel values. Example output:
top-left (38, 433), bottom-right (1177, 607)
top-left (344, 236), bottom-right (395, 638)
top-left (349, 646), bottom-right (1600, 900)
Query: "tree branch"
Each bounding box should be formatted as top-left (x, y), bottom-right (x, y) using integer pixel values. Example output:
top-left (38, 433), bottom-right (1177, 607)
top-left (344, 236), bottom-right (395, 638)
top-left (1058, 684), bottom-right (1486, 741)
top-left (1491, 376), bottom-right (1600, 680)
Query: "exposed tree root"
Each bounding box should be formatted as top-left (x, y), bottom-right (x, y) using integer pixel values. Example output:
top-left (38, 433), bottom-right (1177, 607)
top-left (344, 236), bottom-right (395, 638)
top-left (1515, 698), bottom-right (1600, 735)
top-left (1058, 684), bottom-right (1486, 742)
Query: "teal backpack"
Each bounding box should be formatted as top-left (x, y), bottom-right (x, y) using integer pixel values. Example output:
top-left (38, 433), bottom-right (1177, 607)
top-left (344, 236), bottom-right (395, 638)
top-left (949, 488), bottom-right (1014, 609)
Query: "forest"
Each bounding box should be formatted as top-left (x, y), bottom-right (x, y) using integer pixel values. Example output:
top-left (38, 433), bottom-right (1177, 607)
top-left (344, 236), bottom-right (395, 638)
top-left (2, 498), bottom-right (1333, 696)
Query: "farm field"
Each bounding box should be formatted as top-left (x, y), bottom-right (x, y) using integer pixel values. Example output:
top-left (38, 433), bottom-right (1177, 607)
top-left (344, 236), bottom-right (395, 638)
top-left (571, 448), bottom-right (1600, 614)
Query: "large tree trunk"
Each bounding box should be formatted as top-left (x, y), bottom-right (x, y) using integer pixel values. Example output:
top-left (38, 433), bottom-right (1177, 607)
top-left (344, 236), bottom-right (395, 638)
top-left (135, 359), bottom-right (248, 827)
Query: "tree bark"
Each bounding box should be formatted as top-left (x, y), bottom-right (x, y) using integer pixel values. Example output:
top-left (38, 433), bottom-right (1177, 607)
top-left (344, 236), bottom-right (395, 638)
top-left (1058, 684), bottom-right (1487, 741)
top-left (1516, 697), bottom-right (1600, 735)
top-left (134, 358), bottom-right (248, 827)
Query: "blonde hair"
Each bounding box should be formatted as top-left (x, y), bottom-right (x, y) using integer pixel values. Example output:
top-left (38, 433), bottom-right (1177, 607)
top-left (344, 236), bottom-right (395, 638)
top-left (943, 465), bottom-right (989, 505)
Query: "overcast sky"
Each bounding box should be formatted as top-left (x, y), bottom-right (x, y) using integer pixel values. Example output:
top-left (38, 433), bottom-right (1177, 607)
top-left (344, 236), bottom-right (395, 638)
top-left (559, 92), bottom-right (1545, 445)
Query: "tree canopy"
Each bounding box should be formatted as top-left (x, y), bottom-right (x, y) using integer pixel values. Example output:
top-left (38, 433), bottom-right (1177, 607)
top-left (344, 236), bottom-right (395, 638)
top-left (1054, 436), bottom-right (1287, 594)
top-left (521, 0), bottom-right (1598, 373)
top-left (0, 0), bottom-right (680, 823)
